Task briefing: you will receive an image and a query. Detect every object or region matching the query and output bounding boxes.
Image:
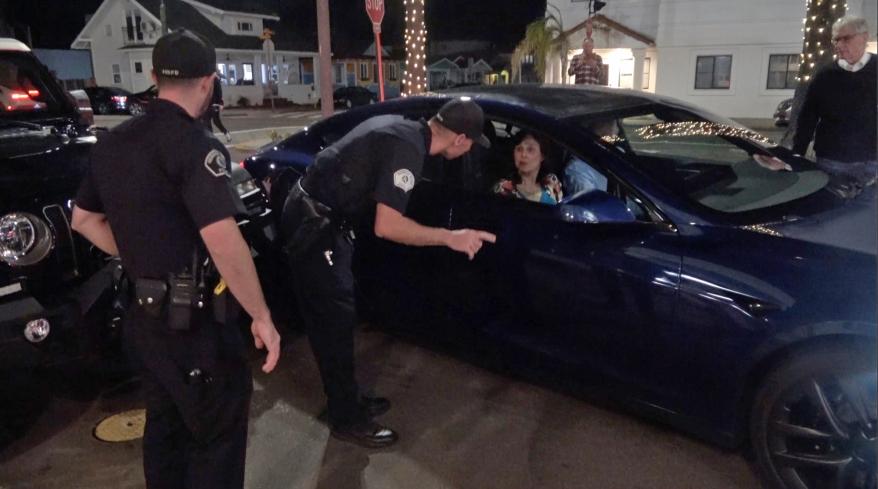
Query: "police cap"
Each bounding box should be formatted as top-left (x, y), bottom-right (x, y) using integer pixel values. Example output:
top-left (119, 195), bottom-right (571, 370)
top-left (152, 30), bottom-right (216, 78)
top-left (435, 97), bottom-right (491, 148)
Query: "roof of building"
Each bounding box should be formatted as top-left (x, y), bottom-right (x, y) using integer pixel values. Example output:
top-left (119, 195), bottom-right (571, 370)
top-left (181, 0), bottom-right (279, 16)
top-left (135, 0), bottom-right (314, 51)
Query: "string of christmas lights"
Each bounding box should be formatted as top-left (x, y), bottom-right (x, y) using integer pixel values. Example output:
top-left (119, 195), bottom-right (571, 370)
top-left (635, 121), bottom-right (772, 144)
top-left (797, 0), bottom-right (846, 83)
top-left (403, 0), bottom-right (427, 96)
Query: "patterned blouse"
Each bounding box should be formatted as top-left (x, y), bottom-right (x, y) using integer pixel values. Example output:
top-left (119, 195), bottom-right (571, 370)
top-left (493, 173), bottom-right (564, 204)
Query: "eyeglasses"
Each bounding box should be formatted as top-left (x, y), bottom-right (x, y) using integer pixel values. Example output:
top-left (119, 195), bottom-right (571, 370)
top-left (832, 33), bottom-right (863, 44)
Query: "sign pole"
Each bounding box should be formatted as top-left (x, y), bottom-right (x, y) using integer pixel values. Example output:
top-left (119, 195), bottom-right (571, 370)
top-left (365, 0), bottom-right (386, 102)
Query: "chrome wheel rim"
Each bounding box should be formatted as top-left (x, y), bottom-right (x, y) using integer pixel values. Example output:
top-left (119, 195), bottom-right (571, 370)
top-left (768, 372), bottom-right (877, 489)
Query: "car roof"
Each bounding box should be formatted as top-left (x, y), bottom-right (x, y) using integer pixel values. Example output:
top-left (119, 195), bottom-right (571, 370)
top-left (438, 84), bottom-right (659, 119)
top-left (0, 38), bottom-right (32, 52)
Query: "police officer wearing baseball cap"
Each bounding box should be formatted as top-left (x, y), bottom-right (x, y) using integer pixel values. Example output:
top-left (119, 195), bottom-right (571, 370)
top-left (281, 97), bottom-right (497, 447)
top-left (72, 30), bottom-right (281, 489)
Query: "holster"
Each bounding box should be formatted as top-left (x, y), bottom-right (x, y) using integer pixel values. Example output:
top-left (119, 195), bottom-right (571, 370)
top-left (283, 184), bottom-right (335, 260)
top-left (134, 278), bottom-right (168, 319)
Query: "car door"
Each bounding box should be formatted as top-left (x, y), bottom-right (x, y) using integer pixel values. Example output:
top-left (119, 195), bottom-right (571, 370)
top-left (437, 116), bottom-right (684, 394)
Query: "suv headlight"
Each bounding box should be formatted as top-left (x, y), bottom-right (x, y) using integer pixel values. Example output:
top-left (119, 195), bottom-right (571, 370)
top-left (234, 178), bottom-right (260, 199)
top-left (0, 212), bottom-right (54, 266)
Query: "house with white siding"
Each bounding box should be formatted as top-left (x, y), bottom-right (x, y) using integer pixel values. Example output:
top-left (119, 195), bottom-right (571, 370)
top-left (543, 0), bottom-right (877, 118)
top-left (71, 0), bottom-right (321, 105)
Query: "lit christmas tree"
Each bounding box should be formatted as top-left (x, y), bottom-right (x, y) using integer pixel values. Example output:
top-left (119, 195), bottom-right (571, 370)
top-left (797, 0), bottom-right (846, 83)
top-left (403, 0), bottom-right (427, 96)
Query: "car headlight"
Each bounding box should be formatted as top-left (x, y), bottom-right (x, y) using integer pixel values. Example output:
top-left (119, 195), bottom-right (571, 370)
top-left (0, 212), bottom-right (54, 266)
top-left (234, 179), bottom-right (260, 199)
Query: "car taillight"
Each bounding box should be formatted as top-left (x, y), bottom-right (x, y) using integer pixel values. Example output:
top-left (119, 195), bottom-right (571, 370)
top-left (10, 92), bottom-right (30, 100)
top-left (112, 95), bottom-right (127, 103)
top-left (27, 89), bottom-right (40, 98)
top-left (239, 160), bottom-right (246, 169)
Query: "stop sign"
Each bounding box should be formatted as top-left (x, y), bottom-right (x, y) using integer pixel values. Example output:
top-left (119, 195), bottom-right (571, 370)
top-left (365, 0), bottom-right (385, 33)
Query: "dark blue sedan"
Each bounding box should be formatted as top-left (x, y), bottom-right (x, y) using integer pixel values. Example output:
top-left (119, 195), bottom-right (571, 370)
top-left (244, 85), bottom-right (876, 489)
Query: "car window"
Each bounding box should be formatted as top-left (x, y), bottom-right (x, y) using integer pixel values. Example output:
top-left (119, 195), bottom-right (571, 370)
top-left (0, 52), bottom-right (65, 117)
top-left (574, 108), bottom-right (828, 214)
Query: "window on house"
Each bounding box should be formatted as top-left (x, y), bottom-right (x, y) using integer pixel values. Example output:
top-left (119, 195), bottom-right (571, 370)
top-left (125, 11), bottom-right (143, 42)
top-left (372, 63), bottom-right (378, 82)
top-left (228, 64), bottom-right (238, 84)
top-left (237, 21), bottom-right (253, 32)
top-left (134, 62), bottom-right (143, 73)
top-left (217, 63), bottom-right (227, 84)
top-left (334, 64), bottom-right (344, 84)
top-left (767, 54), bottom-right (799, 89)
top-left (112, 64), bottom-right (121, 84)
top-left (695, 55), bottom-right (732, 89)
top-left (642, 58), bottom-right (651, 89)
top-left (242, 63), bottom-right (253, 82)
top-left (105, 25), bottom-right (113, 37)
top-left (360, 62), bottom-right (369, 81)
top-left (389, 63), bottom-right (398, 81)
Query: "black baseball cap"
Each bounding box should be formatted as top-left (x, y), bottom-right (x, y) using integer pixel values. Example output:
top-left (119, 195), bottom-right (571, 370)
top-left (435, 97), bottom-right (491, 148)
top-left (152, 30), bottom-right (216, 79)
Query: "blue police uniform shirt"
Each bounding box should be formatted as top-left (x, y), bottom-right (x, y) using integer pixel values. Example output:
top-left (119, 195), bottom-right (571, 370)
top-left (301, 115), bottom-right (431, 221)
top-left (76, 99), bottom-right (242, 279)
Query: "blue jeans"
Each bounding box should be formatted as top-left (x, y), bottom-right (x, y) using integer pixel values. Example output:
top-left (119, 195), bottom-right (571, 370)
top-left (816, 157), bottom-right (878, 186)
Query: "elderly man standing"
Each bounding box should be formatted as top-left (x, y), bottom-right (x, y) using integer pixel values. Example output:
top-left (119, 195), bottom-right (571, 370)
top-left (793, 16), bottom-right (877, 185)
top-left (568, 37), bottom-right (604, 85)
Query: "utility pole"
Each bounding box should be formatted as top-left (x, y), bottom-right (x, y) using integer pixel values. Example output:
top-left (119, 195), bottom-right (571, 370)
top-left (161, 0), bottom-right (168, 34)
top-left (316, 0), bottom-right (333, 117)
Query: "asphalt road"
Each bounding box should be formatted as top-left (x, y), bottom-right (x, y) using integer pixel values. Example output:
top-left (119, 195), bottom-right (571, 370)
top-left (0, 327), bottom-right (764, 489)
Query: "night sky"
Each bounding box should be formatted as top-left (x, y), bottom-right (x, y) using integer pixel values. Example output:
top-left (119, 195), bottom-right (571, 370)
top-left (0, 0), bottom-right (547, 52)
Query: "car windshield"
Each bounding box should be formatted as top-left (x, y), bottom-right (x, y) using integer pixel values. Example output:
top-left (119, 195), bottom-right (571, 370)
top-left (0, 51), bottom-right (65, 118)
top-left (571, 106), bottom-right (829, 213)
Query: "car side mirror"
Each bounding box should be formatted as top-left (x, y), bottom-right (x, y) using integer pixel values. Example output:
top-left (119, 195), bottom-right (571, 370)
top-left (558, 190), bottom-right (635, 224)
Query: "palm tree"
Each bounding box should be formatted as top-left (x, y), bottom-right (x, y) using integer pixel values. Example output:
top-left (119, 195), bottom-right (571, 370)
top-left (512, 3), bottom-right (569, 83)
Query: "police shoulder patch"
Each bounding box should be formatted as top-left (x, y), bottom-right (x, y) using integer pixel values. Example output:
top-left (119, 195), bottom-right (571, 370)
top-left (393, 169), bottom-right (415, 192)
top-left (203, 149), bottom-right (228, 178)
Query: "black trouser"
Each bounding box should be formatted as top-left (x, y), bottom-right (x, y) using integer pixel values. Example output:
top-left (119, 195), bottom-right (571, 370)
top-left (202, 105), bottom-right (229, 134)
top-left (124, 305), bottom-right (252, 489)
top-left (284, 193), bottom-right (366, 428)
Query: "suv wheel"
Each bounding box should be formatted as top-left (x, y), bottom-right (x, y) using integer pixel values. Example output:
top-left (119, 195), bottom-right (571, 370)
top-left (751, 343), bottom-right (877, 489)
top-left (96, 102), bottom-right (110, 115)
top-left (129, 102), bottom-right (144, 116)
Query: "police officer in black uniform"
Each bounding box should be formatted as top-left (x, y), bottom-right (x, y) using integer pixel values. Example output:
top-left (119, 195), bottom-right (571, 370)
top-left (71, 30), bottom-right (281, 489)
top-left (282, 97), bottom-right (496, 447)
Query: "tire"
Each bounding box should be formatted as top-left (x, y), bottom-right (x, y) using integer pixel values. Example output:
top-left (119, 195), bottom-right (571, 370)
top-left (96, 102), bottom-right (110, 115)
top-left (751, 343), bottom-right (877, 489)
top-left (129, 102), bottom-right (143, 116)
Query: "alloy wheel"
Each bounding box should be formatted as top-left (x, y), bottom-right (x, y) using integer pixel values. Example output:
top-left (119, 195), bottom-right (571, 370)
top-left (767, 372), bottom-right (877, 489)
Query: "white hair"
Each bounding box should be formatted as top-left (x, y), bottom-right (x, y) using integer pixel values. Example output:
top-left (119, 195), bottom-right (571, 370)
top-left (832, 16), bottom-right (869, 38)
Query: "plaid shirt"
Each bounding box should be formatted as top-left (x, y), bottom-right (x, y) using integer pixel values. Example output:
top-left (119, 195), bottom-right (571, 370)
top-left (568, 53), bottom-right (604, 85)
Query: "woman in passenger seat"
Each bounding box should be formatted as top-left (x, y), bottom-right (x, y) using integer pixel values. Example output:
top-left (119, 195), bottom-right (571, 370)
top-left (492, 130), bottom-right (563, 204)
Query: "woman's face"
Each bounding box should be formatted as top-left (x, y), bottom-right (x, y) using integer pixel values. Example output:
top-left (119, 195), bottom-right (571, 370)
top-left (514, 134), bottom-right (544, 176)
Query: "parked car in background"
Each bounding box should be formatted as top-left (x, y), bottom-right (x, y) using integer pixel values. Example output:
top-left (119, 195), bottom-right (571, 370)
top-left (774, 97), bottom-right (793, 126)
top-left (244, 85), bottom-right (877, 489)
top-left (128, 84), bottom-right (157, 116)
top-left (83, 86), bottom-right (133, 115)
top-left (333, 85), bottom-right (377, 108)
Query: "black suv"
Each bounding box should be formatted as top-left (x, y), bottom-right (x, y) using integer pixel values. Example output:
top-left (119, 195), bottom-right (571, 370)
top-left (1, 38), bottom-right (125, 371)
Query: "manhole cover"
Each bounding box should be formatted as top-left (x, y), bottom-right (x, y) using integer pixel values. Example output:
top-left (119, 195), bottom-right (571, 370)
top-left (93, 409), bottom-right (146, 442)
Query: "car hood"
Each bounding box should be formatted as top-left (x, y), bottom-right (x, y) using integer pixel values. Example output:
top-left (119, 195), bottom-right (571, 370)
top-left (760, 185), bottom-right (877, 255)
top-left (0, 130), bottom-right (94, 208)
